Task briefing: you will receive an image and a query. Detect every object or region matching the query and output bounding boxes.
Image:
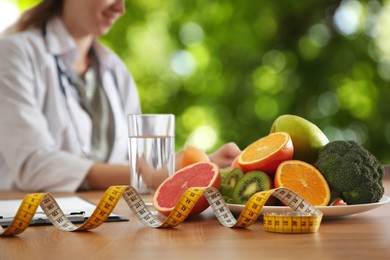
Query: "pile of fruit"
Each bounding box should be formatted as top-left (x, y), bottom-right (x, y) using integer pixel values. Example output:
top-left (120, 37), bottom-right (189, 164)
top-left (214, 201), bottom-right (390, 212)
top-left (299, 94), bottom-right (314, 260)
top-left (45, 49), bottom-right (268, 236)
top-left (153, 114), bottom-right (385, 217)
top-left (220, 114), bottom-right (384, 207)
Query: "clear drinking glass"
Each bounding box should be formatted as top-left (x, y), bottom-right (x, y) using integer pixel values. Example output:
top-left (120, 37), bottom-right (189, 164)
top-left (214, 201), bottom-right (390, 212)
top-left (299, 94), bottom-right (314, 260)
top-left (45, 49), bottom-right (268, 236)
top-left (128, 114), bottom-right (175, 194)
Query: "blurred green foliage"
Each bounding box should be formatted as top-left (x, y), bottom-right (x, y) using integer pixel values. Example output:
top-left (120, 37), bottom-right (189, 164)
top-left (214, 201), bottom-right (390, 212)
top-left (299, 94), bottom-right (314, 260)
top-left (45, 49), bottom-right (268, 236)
top-left (17, 0), bottom-right (390, 164)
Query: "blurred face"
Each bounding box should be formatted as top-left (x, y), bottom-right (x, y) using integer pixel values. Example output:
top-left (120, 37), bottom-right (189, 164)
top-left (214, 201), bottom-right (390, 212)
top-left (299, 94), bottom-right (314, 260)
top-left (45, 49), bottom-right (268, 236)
top-left (62, 0), bottom-right (125, 37)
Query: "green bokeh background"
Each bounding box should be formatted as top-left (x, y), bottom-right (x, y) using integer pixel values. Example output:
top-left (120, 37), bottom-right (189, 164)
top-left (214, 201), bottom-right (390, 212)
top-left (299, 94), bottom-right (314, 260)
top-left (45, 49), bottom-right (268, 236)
top-left (14, 0), bottom-right (390, 164)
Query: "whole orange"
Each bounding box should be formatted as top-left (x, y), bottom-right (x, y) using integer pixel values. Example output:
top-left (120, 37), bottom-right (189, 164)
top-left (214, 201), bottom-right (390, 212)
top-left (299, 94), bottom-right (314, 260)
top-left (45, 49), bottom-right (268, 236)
top-left (179, 145), bottom-right (210, 169)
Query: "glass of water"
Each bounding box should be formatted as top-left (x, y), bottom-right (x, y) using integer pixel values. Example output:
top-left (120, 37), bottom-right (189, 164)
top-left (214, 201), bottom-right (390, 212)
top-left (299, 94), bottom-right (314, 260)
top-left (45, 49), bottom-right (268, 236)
top-left (128, 114), bottom-right (175, 194)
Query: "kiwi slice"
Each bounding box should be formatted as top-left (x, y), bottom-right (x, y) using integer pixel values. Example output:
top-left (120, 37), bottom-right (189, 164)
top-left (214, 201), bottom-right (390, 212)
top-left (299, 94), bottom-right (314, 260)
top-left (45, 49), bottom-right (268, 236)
top-left (224, 168), bottom-right (244, 188)
top-left (220, 184), bottom-right (234, 203)
top-left (232, 171), bottom-right (273, 205)
top-left (219, 167), bottom-right (232, 183)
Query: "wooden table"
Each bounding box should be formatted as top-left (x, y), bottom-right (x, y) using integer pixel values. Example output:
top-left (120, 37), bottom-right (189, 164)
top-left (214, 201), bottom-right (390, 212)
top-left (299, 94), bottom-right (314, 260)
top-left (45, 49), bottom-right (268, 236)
top-left (1, 174), bottom-right (389, 259)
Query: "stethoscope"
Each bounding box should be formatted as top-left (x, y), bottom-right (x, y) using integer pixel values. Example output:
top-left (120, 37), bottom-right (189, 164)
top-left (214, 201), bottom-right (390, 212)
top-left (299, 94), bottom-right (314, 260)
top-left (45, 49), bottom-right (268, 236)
top-left (55, 56), bottom-right (92, 157)
top-left (42, 26), bottom-right (121, 159)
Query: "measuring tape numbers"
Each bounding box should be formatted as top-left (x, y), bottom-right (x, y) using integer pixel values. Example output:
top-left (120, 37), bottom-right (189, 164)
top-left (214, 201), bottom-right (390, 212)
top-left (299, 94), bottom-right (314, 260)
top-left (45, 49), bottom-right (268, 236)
top-left (0, 186), bottom-right (323, 236)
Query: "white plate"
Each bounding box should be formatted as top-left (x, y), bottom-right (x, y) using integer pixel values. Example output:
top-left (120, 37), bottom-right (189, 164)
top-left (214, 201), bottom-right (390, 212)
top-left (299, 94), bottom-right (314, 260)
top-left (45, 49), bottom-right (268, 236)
top-left (227, 195), bottom-right (390, 219)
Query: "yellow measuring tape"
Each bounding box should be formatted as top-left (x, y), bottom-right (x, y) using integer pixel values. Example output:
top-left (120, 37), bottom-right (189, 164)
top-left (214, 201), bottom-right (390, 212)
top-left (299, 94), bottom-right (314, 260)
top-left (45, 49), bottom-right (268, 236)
top-left (0, 186), bottom-right (323, 236)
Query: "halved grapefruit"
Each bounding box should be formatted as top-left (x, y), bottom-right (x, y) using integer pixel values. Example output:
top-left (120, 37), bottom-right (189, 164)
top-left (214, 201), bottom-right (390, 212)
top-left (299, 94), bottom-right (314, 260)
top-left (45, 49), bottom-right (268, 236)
top-left (153, 162), bottom-right (220, 217)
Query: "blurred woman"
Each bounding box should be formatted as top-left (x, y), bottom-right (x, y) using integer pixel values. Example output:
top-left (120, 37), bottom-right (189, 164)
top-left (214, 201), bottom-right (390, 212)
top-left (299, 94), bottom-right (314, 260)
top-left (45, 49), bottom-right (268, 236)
top-left (0, 0), bottom-right (240, 192)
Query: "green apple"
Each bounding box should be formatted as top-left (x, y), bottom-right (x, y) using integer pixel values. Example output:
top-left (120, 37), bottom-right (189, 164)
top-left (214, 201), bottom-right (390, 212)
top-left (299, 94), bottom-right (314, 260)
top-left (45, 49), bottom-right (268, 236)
top-left (270, 114), bottom-right (329, 164)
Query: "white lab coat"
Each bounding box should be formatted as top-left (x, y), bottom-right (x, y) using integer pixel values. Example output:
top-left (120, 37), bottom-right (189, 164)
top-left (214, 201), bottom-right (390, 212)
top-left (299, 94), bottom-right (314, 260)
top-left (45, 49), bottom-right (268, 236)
top-left (0, 17), bottom-right (141, 192)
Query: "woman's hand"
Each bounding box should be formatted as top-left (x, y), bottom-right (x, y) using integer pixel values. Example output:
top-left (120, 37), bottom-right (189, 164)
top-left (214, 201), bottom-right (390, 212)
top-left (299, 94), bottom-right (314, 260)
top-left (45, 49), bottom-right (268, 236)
top-left (208, 142), bottom-right (241, 168)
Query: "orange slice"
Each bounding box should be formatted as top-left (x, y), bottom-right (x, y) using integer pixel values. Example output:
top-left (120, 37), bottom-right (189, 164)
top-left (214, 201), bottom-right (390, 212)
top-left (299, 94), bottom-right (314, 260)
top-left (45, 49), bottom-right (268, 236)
top-left (237, 132), bottom-right (294, 175)
top-left (274, 160), bottom-right (330, 206)
top-left (179, 145), bottom-right (210, 169)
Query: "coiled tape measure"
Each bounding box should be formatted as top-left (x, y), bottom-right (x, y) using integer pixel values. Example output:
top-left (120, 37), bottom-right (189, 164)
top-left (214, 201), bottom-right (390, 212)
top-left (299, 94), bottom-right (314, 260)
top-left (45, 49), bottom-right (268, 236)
top-left (0, 186), bottom-right (323, 236)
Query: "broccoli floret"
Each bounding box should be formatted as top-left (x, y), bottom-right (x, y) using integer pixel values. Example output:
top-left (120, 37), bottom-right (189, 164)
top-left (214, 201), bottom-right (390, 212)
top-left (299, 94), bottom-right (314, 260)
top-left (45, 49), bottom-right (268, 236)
top-left (315, 140), bottom-right (384, 205)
